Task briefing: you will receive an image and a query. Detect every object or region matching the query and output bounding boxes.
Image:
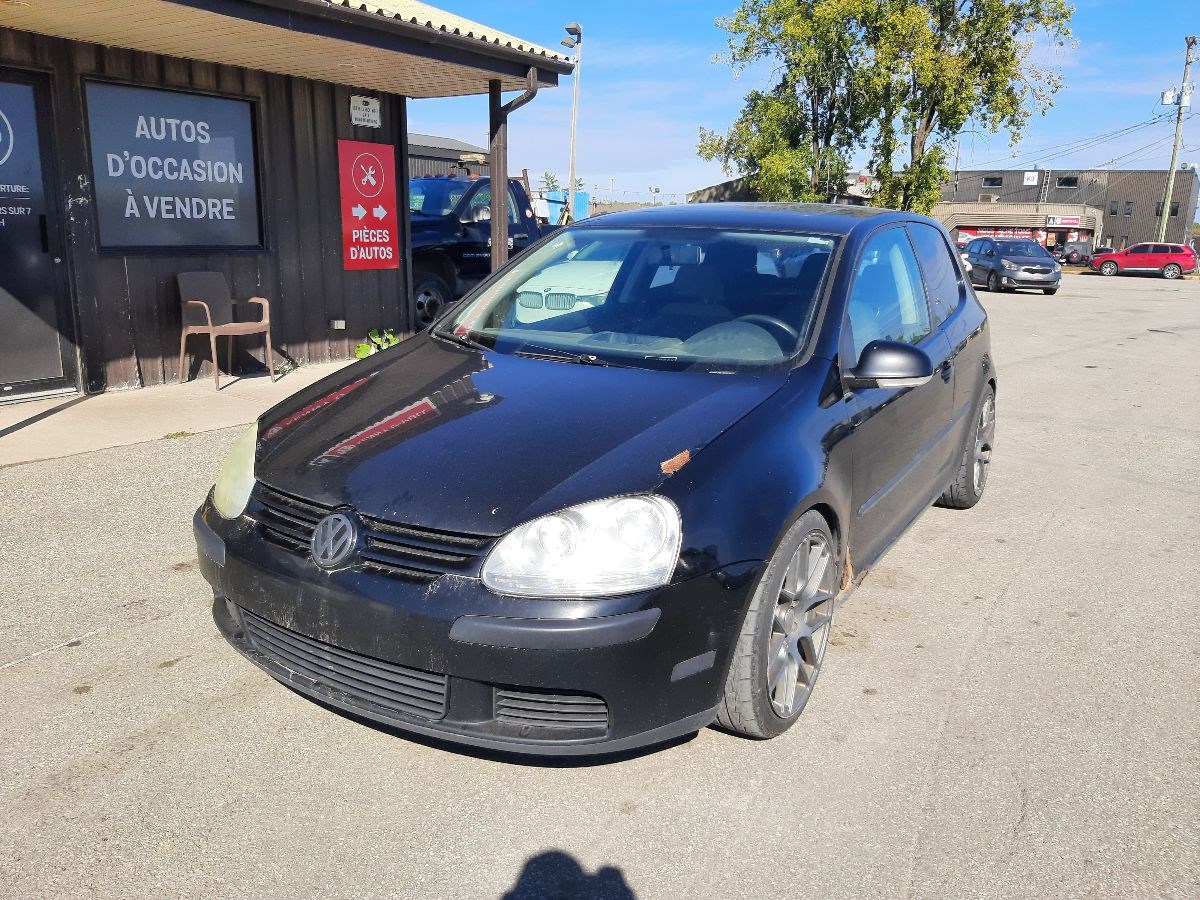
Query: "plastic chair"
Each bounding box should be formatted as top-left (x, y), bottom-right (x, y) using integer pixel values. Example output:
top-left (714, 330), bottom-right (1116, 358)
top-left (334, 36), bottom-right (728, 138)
top-left (177, 272), bottom-right (276, 390)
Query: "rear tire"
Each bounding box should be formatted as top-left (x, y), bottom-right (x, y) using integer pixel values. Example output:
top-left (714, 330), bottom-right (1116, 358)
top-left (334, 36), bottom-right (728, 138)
top-left (716, 511), bottom-right (838, 740)
top-left (939, 384), bottom-right (996, 510)
top-left (1099, 261), bottom-right (1118, 276)
top-left (413, 269), bottom-right (454, 328)
top-left (1163, 263), bottom-right (1182, 280)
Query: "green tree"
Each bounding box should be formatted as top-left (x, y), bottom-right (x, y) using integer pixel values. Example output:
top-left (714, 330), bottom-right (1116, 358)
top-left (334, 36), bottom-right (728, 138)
top-left (866, 0), bottom-right (1074, 212)
top-left (698, 0), bottom-right (875, 202)
top-left (539, 171), bottom-right (561, 191)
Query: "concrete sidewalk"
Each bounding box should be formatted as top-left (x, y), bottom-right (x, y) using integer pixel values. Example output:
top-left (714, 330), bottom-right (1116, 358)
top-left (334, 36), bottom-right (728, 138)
top-left (0, 361), bottom-right (352, 468)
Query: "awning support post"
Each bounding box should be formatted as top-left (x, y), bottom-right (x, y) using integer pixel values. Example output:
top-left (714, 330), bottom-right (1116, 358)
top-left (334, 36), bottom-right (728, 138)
top-left (489, 68), bottom-right (539, 272)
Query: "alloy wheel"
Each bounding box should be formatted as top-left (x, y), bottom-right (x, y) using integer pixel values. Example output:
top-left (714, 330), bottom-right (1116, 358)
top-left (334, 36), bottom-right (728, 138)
top-left (1163, 264), bottom-right (1182, 280)
top-left (973, 392), bottom-right (996, 494)
top-left (766, 532), bottom-right (836, 718)
top-left (1100, 261), bottom-right (1117, 276)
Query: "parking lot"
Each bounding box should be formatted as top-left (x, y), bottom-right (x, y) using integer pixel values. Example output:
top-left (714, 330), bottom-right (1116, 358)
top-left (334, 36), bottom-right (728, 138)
top-left (2, 272), bottom-right (1198, 898)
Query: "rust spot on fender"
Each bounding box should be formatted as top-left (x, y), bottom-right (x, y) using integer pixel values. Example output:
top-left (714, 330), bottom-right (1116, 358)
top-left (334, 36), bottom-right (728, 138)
top-left (659, 449), bottom-right (691, 475)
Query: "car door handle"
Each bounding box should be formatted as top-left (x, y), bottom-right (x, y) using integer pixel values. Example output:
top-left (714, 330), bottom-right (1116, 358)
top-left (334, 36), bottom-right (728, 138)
top-left (940, 360), bottom-right (953, 382)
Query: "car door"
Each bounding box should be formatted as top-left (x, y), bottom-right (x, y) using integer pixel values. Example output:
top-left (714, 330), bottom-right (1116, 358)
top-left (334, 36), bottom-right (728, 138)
top-left (1125, 244), bottom-right (1154, 270)
top-left (843, 224), bottom-right (956, 568)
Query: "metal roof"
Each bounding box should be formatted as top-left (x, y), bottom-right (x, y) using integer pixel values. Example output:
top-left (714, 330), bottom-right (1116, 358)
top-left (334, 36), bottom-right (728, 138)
top-left (0, 0), bottom-right (572, 98)
top-left (408, 132), bottom-right (488, 155)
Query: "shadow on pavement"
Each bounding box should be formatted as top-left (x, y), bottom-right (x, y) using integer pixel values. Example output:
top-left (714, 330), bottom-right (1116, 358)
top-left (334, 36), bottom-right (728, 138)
top-left (501, 850), bottom-right (636, 899)
top-left (0, 393), bottom-right (90, 440)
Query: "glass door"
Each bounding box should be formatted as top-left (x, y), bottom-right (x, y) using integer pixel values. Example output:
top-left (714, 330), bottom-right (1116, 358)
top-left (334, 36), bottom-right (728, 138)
top-left (0, 72), bottom-right (76, 398)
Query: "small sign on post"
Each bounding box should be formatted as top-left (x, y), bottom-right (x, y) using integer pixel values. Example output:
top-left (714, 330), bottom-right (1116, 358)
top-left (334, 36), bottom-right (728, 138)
top-left (338, 139), bottom-right (399, 270)
top-left (350, 95), bottom-right (381, 128)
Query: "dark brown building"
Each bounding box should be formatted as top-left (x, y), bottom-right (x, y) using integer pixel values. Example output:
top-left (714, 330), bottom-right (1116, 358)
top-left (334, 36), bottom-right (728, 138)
top-left (0, 1), bottom-right (569, 400)
top-left (940, 168), bottom-right (1200, 249)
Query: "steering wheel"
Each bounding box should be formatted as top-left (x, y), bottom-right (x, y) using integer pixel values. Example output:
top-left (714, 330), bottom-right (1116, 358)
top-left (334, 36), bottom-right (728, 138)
top-left (735, 314), bottom-right (799, 348)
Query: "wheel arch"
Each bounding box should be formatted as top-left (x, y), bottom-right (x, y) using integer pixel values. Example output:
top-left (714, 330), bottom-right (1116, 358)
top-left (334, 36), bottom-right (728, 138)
top-left (412, 249), bottom-right (457, 289)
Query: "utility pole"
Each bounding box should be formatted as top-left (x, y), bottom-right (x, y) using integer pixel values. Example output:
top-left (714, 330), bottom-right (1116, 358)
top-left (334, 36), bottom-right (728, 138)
top-left (1157, 35), bottom-right (1197, 243)
top-left (562, 23), bottom-right (583, 224)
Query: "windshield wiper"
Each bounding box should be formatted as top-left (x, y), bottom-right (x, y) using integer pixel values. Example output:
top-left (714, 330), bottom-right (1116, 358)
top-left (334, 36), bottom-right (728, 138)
top-left (432, 328), bottom-right (489, 352)
top-left (514, 344), bottom-right (611, 366)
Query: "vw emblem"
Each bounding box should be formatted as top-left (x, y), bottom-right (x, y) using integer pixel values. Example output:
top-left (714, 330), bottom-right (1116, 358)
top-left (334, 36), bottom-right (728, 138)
top-left (310, 512), bottom-right (358, 570)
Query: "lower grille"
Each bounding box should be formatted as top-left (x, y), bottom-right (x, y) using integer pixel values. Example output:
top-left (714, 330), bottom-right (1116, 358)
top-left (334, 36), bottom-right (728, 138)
top-left (241, 608), bottom-right (448, 721)
top-left (494, 688), bottom-right (609, 730)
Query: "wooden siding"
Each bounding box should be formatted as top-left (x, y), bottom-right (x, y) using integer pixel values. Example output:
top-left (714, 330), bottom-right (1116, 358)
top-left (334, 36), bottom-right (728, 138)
top-left (0, 28), bottom-right (413, 392)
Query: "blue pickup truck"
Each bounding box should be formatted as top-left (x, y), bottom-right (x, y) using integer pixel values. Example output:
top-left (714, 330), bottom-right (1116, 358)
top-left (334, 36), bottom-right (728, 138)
top-left (408, 175), bottom-right (557, 326)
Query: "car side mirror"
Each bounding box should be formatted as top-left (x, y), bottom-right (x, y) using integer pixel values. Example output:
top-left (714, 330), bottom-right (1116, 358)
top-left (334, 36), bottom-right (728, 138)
top-left (845, 340), bottom-right (934, 390)
top-left (986, 248), bottom-right (995, 257)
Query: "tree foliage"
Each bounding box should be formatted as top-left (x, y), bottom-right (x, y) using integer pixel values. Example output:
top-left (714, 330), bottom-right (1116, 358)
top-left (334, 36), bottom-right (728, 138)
top-left (699, 0), bottom-right (874, 202)
top-left (866, 0), bottom-right (1074, 212)
top-left (539, 171), bottom-right (561, 192)
top-left (701, 0), bottom-right (1074, 213)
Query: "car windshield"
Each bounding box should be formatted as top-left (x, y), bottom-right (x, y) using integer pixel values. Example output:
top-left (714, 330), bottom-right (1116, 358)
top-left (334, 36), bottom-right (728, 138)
top-left (409, 179), bottom-right (469, 216)
top-left (436, 227), bottom-right (839, 372)
top-left (996, 240), bottom-right (1050, 258)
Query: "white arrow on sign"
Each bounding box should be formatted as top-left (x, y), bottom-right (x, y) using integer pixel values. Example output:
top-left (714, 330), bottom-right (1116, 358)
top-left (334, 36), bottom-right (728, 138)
top-left (372, 205), bottom-right (387, 220)
top-left (351, 204), bottom-right (367, 219)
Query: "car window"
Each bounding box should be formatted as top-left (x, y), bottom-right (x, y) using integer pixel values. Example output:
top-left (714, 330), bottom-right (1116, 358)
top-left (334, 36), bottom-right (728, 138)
top-left (995, 240), bottom-right (1049, 257)
top-left (907, 222), bottom-right (962, 327)
top-left (1152, 245), bottom-right (1171, 254)
top-left (469, 185), bottom-right (520, 224)
top-left (442, 227), bottom-right (838, 372)
top-left (847, 227), bottom-right (932, 359)
top-left (1129, 244), bottom-right (1151, 254)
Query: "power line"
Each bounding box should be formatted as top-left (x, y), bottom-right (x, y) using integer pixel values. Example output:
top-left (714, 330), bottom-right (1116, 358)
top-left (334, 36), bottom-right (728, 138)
top-left (962, 113), bottom-right (1175, 170)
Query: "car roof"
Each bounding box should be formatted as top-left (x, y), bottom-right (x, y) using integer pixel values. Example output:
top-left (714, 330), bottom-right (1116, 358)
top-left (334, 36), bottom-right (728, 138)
top-left (574, 202), bottom-right (915, 236)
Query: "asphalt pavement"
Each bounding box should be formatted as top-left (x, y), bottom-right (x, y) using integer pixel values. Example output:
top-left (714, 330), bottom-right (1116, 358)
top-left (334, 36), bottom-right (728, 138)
top-left (1, 272), bottom-right (1198, 898)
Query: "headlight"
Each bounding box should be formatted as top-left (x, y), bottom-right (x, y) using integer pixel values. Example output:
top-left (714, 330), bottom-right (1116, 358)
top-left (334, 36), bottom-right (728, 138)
top-left (481, 495), bottom-right (681, 597)
top-left (212, 422), bottom-right (258, 519)
top-left (1001, 258), bottom-right (1019, 270)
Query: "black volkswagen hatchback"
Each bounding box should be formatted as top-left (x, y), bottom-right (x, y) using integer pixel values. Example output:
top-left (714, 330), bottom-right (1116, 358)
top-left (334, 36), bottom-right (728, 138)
top-left (195, 204), bottom-right (995, 755)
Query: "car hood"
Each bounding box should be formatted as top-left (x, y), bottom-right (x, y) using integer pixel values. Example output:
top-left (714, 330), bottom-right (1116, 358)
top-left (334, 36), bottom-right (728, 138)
top-left (255, 335), bottom-right (787, 534)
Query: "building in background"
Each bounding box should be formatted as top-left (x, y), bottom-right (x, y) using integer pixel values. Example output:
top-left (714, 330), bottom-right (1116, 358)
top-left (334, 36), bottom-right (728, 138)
top-left (935, 168), bottom-right (1200, 250)
top-left (0, 1), bottom-right (569, 400)
top-left (408, 133), bottom-right (489, 178)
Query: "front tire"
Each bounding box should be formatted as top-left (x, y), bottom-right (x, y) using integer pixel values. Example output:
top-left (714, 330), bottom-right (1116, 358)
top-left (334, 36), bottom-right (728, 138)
top-left (1100, 261), bottom-right (1118, 276)
top-left (1163, 263), bottom-right (1182, 280)
top-left (986, 270), bottom-right (1002, 293)
top-left (716, 512), bottom-right (838, 739)
top-left (1043, 287), bottom-right (1058, 295)
top-left (939, 384), bottom-right (996, 510)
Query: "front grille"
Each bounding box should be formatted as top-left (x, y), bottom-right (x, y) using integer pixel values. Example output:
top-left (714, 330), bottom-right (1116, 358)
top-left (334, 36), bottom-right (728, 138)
top-left (494, 688), bottom-right (609, 730)
top-left (241, 607), bottom-right (448, 720)
top-left (251, 483), bottom-right (495, 582)
top-left (1022, 266), bottom-right (1053, 275)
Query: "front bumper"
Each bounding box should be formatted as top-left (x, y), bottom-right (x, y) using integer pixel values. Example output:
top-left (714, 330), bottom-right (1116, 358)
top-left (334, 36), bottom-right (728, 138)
top-left (1000, 268), bottom-right (1060, 289)
top-left (195, 502), bottom-right (759, 756)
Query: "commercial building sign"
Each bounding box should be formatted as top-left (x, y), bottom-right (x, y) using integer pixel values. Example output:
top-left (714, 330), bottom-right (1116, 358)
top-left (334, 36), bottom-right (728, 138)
top-left (85, 82), bottom-right (261, 249)
top-left (1023, 171), bottom-right (1039, 186)
top-left (350, 96), bottom-right (381, 128)
top-left (1046, 215), bottom-right (1081, 227)
top-left (338, 139), bottom-right (399, 270)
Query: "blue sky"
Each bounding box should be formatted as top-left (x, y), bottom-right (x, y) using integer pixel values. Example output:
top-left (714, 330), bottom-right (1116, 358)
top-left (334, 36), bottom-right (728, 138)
top-left (408, 1), bottom-right (1200, 202)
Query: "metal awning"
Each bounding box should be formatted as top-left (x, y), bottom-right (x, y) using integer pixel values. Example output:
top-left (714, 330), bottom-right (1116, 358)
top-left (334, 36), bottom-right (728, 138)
top-left (0, 0), bottom-right (572, 97)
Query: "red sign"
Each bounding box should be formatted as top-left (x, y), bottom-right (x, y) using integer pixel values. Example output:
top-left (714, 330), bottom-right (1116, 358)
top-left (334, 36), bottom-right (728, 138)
top-left (338, 139), bottom-right (399, 270)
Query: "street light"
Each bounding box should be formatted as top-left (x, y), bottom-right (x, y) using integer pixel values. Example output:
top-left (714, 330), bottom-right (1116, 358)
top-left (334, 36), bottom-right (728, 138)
top-left (561, 22), bottom-right (583, 223)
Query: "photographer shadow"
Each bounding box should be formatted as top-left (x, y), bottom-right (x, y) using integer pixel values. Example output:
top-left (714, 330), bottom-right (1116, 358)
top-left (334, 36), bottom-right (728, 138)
top-left (502, 850), bottom-right (636, 899)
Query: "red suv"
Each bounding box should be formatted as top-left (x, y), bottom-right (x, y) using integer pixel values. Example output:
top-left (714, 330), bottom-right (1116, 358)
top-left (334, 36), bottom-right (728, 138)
top-left (1090, 242), bottom-right (1197, 279)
